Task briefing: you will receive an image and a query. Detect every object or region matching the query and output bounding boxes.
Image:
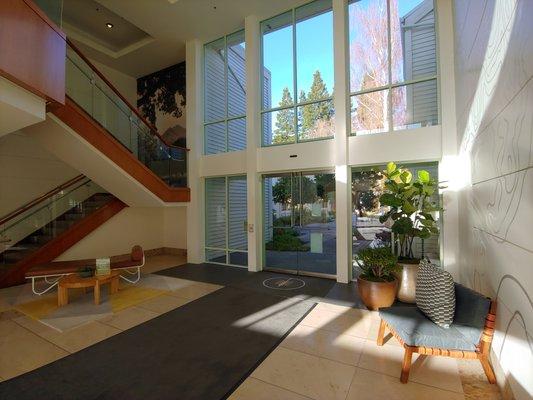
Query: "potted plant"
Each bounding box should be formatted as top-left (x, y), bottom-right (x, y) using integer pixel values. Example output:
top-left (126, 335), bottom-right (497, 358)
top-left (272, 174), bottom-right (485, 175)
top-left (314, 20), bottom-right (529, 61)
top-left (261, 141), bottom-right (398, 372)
top-left (379, 162), bottom-right (442, 302)
top-left (355, 247), bottom-right (399, 310)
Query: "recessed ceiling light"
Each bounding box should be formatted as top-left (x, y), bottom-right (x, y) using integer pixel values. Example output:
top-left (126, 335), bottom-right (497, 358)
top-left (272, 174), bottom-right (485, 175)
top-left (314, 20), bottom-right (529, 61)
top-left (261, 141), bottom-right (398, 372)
top-left (105, 22), bottom-right (114, 29)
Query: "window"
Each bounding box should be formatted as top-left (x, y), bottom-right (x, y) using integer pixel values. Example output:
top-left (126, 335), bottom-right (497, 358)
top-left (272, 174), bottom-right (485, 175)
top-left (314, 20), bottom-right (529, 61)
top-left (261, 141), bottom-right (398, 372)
top-left (204, 30), bottom-right (246, 154)
top-left (348, 0), bottom-right (438, 135)
top-left (205, 176), bottom-right (248, 266)
top-left (261, 0), bottom-right (334, 146)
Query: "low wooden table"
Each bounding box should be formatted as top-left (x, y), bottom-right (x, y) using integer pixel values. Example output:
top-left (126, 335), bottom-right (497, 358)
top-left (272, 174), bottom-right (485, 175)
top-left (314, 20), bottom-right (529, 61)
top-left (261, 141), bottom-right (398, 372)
top-left (58, 271), bottom-right (120, 306)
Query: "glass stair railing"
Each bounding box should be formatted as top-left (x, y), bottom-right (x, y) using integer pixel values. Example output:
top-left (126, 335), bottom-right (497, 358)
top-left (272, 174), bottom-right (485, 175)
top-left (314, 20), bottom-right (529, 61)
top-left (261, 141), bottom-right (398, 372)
top-left (0, 176), bottom-right (112, 269)
top-left (65, 41), bottom-right (188, 188)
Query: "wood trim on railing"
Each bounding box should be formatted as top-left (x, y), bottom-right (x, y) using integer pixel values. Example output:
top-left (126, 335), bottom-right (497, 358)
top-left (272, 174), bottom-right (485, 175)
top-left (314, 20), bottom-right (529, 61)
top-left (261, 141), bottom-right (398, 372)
top-left (0, 0), bottom-right (66, 103)
top-left (0, 197), bottom-right (127, 288)
top-left (0, 175), bottom-right (87, 226)
top-left (49, 97), bottom-right (190, 203)
top-left (66, 39), bottom-right (189, 152)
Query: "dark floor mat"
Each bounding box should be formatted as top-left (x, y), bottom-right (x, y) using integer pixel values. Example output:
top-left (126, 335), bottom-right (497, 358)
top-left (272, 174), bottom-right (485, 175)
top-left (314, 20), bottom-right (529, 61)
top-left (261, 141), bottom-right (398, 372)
top-left (156, 262), bottom-right (253, 286)
top-left (0, 286), bottom-right (315, 400)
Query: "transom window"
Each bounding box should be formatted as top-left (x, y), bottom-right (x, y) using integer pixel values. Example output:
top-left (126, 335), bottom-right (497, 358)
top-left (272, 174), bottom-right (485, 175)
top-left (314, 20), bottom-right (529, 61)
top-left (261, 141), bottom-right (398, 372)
top-left (204, 30), bottom-right (246, 155)
top-left (261, 0), bottom-right (335, 146)
top-left (348, 0), bottom-right (438, 135)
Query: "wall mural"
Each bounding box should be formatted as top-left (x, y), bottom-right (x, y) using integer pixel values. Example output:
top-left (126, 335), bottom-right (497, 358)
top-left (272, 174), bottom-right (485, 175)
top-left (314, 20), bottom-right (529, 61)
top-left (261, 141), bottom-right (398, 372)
top-left (137, 62), bottom-right (186, 148)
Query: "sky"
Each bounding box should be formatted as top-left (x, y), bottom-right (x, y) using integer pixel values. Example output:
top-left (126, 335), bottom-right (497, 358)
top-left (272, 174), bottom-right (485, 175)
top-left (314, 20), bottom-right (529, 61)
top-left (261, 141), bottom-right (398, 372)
top-left (262, 0), bottom-right (426, 109)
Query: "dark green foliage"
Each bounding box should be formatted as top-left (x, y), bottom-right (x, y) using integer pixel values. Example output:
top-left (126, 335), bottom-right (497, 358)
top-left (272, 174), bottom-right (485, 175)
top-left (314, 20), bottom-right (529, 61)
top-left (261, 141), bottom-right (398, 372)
top-left (265, 229), bottom-right (309, 252)
top-left (354, 247), bottom-right (399, 282)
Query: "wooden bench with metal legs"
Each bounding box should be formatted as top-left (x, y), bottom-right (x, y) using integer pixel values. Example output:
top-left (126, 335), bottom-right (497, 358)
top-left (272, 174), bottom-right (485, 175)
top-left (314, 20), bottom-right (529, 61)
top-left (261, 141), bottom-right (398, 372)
top-left (377, 301), bottom-right (497, 384)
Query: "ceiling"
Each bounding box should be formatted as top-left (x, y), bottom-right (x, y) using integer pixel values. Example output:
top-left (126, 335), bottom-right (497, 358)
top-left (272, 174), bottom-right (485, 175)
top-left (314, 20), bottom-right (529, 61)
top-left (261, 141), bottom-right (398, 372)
top-left (63, 0), bottom-right (308, 78)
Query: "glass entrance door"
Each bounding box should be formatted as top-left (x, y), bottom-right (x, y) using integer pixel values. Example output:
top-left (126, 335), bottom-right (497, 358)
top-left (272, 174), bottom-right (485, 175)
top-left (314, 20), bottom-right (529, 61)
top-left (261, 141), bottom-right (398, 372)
top-left (263, 171), bottom-right (336, 278)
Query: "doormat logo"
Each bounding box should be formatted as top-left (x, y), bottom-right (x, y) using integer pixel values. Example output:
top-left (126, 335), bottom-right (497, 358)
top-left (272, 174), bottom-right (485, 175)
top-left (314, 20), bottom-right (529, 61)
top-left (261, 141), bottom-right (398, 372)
top-left (262, 277), bottom-right (306, 290)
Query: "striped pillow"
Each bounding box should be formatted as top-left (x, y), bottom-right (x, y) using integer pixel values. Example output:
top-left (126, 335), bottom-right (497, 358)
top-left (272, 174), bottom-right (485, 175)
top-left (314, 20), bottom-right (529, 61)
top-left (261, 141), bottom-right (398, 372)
top-left (416, 260), bottom-right (455, 328)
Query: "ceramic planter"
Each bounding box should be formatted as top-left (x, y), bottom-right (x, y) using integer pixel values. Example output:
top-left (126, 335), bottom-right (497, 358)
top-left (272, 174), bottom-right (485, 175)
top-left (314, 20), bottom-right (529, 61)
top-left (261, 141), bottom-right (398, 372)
top-left (357, 276), bottom-right (397, 311)
top-left (395, 262), bottom-right (419, 303)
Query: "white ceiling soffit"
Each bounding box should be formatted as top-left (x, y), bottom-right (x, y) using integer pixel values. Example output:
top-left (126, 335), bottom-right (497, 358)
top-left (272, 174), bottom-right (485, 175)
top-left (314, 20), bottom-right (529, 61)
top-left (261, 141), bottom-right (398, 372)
top-left (64, 0), bottom-right (309, 78)
top-left (62, 0), bottom-right (154, 59)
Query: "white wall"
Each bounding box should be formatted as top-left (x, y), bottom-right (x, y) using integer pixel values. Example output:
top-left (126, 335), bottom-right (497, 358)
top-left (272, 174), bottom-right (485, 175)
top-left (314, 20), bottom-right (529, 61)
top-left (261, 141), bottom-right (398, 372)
top-left (0, 77), bottom-right (45, 138)
top-left (453, 0), bottom-right (533, 398)
top-left (89, 59), bottom-right (138, 106)
top-left (0, 130), bottom-right (79, 216)
top-left (57, 206), bottom-right (187, 261)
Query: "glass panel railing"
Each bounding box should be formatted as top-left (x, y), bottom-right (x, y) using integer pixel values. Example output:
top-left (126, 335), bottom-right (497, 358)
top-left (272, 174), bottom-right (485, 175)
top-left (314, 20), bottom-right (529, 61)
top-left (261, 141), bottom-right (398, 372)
top-left (0, 179), bottom-right (109, 267)
top-left (33, 0), bottom-right (63, 28)
top-left (65, 45), bottom-right (188, 188)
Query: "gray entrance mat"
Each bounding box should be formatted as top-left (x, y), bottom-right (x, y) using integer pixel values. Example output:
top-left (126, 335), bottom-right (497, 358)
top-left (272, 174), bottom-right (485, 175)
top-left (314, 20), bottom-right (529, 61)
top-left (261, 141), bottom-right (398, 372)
top-left (0, 286), bottom-right (315, 400)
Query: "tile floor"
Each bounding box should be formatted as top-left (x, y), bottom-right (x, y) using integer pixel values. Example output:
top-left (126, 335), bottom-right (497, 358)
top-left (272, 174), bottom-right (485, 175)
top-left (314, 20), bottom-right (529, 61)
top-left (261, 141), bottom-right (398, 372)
top-left (0, 255), bottom-right (501, 399)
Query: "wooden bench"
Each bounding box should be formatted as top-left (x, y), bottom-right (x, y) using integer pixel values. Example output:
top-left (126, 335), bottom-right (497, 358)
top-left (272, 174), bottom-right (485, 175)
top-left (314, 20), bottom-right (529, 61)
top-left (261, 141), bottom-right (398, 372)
top-left (376, 283), bottom-right (496, 384)
top-left (25, 246), bottom-right (145, 295)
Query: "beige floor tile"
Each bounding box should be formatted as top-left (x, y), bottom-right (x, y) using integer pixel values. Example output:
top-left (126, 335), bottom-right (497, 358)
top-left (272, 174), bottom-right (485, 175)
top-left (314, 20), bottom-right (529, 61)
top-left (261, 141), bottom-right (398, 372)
top-left (346, 368), bottom-right (465, 400)
top-left (100, 306), bottom-right (158, 330)
top-left (281, 324), bottom-right (365, 366)
top-left (251, 347), bottom-right (355, 400)
top-left (168, 282), bottom-right (222, 301)
top-left (314, 302), bottom-right (378, 319)
top-left (300, 306), bottom-right (373, 339)
top-left (0, 320), bottom-right (68, 379)
top-left (45, 321), bottom-right (120, 353)
top-left (13, 315), bottom-right (62, 338)
top-left (229, 378), bottom-right (312, 400)
top-left (366, 318), bottom-right (402, 346)
top-left (142, 254), bottom-right (187, 274)
top-left (136, 294), bottom-right (190, 314)
top-left (358, 339), bottom-right (464, 393)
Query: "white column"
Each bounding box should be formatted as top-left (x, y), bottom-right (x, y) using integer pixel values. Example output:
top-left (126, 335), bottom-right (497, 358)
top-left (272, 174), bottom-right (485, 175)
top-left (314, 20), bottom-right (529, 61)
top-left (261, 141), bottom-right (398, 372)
top-left (185, 39), bottom-right (205, 263)
top-left (333, 0), bottom-right (351, 283)
top-left (245, 15), bottom-right (262, 272)
top-left (436, 0), bottom-right (460, 279)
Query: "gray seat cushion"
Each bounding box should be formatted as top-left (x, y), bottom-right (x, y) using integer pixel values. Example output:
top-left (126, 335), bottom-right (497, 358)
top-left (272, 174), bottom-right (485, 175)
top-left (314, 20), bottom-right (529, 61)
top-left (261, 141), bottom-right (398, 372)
top-left (453, 283), bottom-right (491, 347)
top-left (379, 283), bottom-right (491, 351)
top-left (379, 306), bottom-right (477, 350)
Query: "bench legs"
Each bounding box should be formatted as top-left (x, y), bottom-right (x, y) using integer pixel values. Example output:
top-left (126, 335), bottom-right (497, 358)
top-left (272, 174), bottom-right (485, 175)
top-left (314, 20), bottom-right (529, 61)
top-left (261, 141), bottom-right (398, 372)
top-left (377, 319), bottom-right (386, 346)
top-left (400, 347), bottom-right (414, 383)
top-left (479, 356), bottom-right (496, 384)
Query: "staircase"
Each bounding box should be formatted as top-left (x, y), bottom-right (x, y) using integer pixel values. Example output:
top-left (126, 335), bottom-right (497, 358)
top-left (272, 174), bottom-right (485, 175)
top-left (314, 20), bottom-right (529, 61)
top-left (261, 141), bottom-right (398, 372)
top-left (0, 179), bottom-right (126, 288)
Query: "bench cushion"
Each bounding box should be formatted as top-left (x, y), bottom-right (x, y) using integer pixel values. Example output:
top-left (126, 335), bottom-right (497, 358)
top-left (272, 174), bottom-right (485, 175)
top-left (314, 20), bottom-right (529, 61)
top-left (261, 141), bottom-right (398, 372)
top-left (379, 306), bottom-right (477, 351)
top-left (25, 247), bottom-right (144, 278)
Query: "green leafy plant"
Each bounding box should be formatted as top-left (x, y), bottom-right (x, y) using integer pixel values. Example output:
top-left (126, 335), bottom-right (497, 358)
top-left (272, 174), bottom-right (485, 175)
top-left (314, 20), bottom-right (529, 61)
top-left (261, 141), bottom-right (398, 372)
top-left (355, 247), bottom-right (399, 282)
top-left (265, 228), bottom-right (309, 252)
top-left (379, 162), bottom-right (442, 261)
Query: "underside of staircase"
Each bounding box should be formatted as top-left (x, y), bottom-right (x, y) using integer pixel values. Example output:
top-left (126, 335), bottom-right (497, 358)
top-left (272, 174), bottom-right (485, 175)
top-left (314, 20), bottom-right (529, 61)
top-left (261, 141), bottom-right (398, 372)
top-left (0, 194), bottom-right (126, 288)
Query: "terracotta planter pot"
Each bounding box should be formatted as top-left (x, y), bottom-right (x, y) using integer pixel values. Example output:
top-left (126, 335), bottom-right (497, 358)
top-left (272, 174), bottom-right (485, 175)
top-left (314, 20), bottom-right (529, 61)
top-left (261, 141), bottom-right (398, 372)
top-left (357, 277), bottom-right (397, 311)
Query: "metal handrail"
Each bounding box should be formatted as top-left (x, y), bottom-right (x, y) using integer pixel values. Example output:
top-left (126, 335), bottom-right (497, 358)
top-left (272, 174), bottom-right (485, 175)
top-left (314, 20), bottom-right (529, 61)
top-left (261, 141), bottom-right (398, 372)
top-left (0, 174), bottom-right (86, 226)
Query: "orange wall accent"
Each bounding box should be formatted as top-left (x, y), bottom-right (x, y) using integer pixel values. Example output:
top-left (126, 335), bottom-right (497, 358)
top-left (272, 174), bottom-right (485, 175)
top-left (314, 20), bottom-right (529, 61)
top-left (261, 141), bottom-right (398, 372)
top-left (0, 0), bottom-right (66, 103)
top-left (49, 97), bottom-right (191, 203)
top-left (0, 198), bottom-right (127, 288)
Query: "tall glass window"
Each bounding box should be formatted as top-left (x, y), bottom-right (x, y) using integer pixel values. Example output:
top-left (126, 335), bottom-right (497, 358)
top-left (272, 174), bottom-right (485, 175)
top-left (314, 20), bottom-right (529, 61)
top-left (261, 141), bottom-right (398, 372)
top-left (205, 176), bottom-right (248, 267)
top-left (261, 0), bottom-right (334, 146)
top-left (204, 30), bottom-right (246, 154)
top-left (348, 0), bottom-right (438, 135)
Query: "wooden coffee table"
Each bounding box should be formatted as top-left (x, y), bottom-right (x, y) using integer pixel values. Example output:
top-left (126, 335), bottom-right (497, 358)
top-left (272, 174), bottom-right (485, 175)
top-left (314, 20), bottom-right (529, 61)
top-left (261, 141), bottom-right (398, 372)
top-left (58, 271), bottom-right (120, 306)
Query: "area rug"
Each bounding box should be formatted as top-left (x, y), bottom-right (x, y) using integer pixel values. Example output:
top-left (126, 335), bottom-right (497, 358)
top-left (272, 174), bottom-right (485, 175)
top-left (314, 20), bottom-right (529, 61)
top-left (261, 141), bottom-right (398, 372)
top-left (14, 284), bottom-right (167, 332)
top-left (0, 286), bottom-right (315, 400)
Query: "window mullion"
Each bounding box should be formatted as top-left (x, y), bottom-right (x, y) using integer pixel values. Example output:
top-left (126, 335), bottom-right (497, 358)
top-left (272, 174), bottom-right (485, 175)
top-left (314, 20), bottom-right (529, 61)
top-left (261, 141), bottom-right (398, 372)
top-left (224, 35), bottom-right (229, 153)
top-left (386, 0), bottom-right (393, 133)
top-left (292, 8), bottom-right (298, 144)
